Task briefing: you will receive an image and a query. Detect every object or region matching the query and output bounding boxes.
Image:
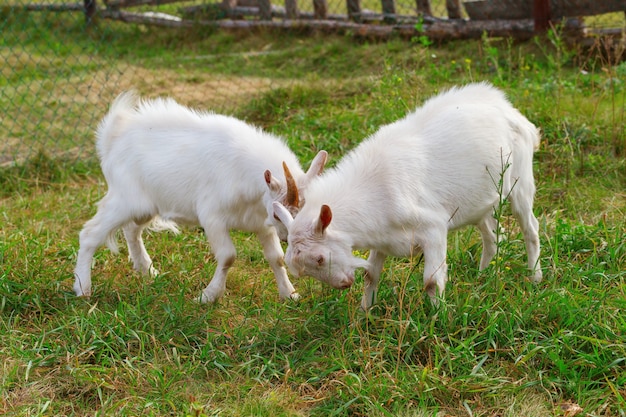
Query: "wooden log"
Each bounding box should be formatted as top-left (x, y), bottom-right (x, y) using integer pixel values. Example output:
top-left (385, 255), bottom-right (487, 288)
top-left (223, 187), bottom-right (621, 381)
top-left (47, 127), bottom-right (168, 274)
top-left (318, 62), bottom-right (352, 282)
top-left (465, 0), bottom-right (626, 21)
top-left (102, 9), bottom-right (188, 26)
top-left (445, 0), bottom-right (462, 19)
top-left (285, 0), bottom-right (298, 19)
top-left (22, 3), bottom-right (85, 11)
top-left (415, 0), bottom-right (432, 17)
top-left (105, 0), bottom-right (185, 8)
top-left (347, 0), bottom-right (362, 22)
top-left (102, 10), bottom-right (542, 40)
top-left (312, 0), bottom-right (327, 18)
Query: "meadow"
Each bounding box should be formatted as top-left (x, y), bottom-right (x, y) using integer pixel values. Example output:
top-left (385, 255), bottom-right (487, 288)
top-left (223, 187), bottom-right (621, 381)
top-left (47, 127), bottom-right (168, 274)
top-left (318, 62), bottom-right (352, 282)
top-left (1, 7), bottom-right (625, 416)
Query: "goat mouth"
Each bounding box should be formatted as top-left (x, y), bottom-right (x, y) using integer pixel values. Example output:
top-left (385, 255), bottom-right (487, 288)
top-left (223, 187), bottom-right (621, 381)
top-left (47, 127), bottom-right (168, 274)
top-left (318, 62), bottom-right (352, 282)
top-left (334, 281), bottom-right (354, 290)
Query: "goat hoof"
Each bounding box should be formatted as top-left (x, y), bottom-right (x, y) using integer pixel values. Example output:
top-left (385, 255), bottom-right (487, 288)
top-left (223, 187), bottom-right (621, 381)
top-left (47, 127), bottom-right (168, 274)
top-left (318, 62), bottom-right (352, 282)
top-left (199, 288), bottom-right (224, 304)
top-left (73, 285), bottom-right (92, 298)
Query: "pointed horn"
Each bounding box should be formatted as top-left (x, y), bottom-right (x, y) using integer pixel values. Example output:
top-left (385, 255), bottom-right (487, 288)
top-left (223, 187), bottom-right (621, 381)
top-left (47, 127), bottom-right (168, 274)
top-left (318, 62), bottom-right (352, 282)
top-left (283, 161), bottom-right (299, 207)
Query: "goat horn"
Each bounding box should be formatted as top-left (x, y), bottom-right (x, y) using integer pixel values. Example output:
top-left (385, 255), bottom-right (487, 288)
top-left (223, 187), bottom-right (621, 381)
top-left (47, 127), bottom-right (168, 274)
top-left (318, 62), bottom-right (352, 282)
top-left (283, 161), bottom-right (299, 207)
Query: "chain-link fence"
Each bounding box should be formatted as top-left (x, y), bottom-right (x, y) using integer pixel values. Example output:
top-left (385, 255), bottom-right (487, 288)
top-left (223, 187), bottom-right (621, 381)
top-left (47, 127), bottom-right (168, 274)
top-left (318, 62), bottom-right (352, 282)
top-left (2, 0), bottom-right (625, 167)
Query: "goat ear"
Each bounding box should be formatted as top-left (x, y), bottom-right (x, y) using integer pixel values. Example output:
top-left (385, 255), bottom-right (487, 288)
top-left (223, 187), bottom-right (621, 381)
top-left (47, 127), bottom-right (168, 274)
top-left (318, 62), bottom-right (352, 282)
top-left (273, 202), bottom-right (294, 228)
top-left (282, 161), bottom-right (299, 208)
top-left (304, 150), bottom-right (328, 181)
top-left (316, 204), bottom-right (332, 234)
top-left (264, 170), bottom-right (281, 194)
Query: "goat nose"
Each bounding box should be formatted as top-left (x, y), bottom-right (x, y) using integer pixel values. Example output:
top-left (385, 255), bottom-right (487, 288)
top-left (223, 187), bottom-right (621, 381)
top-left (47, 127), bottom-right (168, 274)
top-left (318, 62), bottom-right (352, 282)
top-left (340, 275), bottom-right (355, 289)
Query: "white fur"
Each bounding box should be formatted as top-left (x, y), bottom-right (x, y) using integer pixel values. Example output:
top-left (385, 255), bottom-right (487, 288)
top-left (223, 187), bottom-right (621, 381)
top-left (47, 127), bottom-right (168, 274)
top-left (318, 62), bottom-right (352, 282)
top-left (274, 82), bottom-right (543, 310)
top-left (74, 91), bottom-right (326, 302)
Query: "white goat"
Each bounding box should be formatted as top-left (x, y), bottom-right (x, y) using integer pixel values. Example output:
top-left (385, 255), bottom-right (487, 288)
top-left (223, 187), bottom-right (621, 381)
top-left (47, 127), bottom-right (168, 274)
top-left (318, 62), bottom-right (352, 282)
top-left (274, 82), bottom-right (543, 310)
top-left (74, 91), bottom-right (327, 302)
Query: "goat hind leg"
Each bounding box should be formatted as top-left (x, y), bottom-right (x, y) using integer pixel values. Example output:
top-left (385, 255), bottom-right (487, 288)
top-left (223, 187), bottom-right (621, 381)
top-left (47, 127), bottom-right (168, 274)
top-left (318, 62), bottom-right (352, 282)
top-left (74, 197), bottom-right (128, 296)
top-left (123, 220), bottom-right (157, 277)
top-left (511, 194), bottom-right (542, 282)
top-left (476, 214), bottom-right (498, 271)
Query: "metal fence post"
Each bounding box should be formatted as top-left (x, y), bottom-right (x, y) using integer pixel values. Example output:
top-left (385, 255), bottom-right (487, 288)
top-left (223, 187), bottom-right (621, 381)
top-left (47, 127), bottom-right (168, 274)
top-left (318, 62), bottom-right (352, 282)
top-left (84, 0), bottom-right (97, 25)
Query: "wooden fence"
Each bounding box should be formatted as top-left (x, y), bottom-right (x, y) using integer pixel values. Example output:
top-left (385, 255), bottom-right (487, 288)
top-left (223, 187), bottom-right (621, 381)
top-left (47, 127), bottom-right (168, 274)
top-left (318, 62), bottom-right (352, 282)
top-left (26, 0), bottom-right (626, 40)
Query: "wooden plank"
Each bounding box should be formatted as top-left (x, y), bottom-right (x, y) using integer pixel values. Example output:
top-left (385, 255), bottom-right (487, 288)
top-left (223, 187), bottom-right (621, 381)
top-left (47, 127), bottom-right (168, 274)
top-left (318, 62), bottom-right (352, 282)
top-left (534, 0), bottom-right (550, 32)
top-left (312, 0), bottom-right (327, 18)
top-left (221, 0), bottom-right (237, 10)
top-left (347, 0), bottom-right (361, 22)
top-left (258, 0), bottom-right (272, 19)
top-left (381, 0), bottom-right (396, 22)
top-left (285, 0), bottom-right (298, 19)
top-left (84, 0), bottom-right (97, 23)
top-left (552, 0), bottom-right (626, 17)
top-left (446, 0), bottom-right (462, 19)
top-left (415, 0), bottom-right (432, 17)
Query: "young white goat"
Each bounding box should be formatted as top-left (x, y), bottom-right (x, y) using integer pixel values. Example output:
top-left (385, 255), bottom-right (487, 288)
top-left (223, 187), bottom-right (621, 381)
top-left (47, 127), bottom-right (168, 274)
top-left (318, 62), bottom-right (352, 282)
top-left (274, 82), bottom-right (543, 310)
top-left (74, 91), bottom-right (327, 302)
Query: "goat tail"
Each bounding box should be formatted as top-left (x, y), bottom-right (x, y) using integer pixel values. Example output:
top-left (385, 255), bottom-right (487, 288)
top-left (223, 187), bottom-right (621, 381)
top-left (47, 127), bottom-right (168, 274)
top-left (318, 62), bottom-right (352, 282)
top-left (149, 216), bottom-right (181, 235)
top-left (521, 114), bottom-right (541, 152)
top-left (96, 90), bottom-right (140, 161)
top-left (102, 216), bottom-right (179, 256)
top-left (104, 230), bottom-right (120, 255)
top-left (509, 108), bottom-right (541, 154)
top-left (509, 112), bottom-right (541, 198)
top-left (528, 123), bottom-right (541, 152)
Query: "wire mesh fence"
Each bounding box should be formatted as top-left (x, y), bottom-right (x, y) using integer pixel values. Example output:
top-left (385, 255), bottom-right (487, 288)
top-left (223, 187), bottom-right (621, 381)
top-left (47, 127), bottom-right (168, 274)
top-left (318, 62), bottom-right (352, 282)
top-left (1, 0), bottom-right (625, 167)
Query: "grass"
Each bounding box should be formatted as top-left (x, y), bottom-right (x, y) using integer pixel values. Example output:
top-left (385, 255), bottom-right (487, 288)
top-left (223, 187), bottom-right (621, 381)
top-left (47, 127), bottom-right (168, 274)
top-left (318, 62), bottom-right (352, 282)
top-left (1, 5), bottom-right (626, 417)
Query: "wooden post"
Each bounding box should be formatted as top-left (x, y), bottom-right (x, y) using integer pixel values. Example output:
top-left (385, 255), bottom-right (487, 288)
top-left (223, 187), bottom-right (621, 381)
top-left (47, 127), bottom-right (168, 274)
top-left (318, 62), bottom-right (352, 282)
top-left (534, 0), bottom-right (550, 32)
top-left (84, 0), bottom-right (97, 24)
top-left (381, 0), bottom-right (396, 23)
top-left (347, 0), bottom-right (361, 22)
top-left (222, 0), bottom-right (237, 10)
top-left (445, 0), bottom-right (461, 19)
top-left (258, 0), bottom-right (272, 19)
top-left (415, 0), bottom-right (431, 17)
top-left (285, 0), bottom-right (298, 19)
top-left (313, 0), bottom-right (327, 19)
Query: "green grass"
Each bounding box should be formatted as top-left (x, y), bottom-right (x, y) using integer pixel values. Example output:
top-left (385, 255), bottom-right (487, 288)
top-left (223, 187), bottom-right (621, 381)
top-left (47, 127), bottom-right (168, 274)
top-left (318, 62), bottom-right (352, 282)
top-left (1, 7), bottom-right (626, 416)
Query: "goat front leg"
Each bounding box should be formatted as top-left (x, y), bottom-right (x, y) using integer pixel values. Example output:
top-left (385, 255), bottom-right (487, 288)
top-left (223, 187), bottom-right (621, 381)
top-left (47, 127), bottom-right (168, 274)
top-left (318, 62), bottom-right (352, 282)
top-left (199, 228), bottom-right (237, 303)
top-left (257, 227), bottom-right (299, 301)
top-left (361, 250), bottom-right (386, 311)
top-left (421, 227), bottom-right (449, 306)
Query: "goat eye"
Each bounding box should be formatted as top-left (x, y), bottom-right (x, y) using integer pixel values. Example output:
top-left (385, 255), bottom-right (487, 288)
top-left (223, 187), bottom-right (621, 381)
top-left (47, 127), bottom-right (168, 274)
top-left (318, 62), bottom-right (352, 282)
top-left (316, 255), bottom-right (324, 266)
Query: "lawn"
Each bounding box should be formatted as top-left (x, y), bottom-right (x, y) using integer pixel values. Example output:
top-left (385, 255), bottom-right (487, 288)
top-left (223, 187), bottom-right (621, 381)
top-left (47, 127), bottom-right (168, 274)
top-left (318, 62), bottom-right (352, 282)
top-left (1, 6), bottom-right (625, 416)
